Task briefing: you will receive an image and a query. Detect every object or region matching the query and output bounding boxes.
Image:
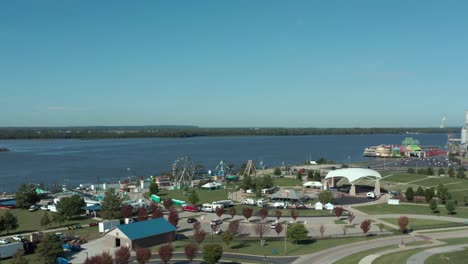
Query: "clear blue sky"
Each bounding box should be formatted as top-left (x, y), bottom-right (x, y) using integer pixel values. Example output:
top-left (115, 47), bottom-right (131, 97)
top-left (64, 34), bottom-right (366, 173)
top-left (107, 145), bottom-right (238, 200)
top-left (1, 0), bottom-right (467, 128)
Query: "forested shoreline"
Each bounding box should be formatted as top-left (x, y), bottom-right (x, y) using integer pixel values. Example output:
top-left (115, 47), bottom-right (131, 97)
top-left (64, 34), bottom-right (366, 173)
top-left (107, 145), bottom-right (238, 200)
top-left (0, 126), bottom-right (459, 140)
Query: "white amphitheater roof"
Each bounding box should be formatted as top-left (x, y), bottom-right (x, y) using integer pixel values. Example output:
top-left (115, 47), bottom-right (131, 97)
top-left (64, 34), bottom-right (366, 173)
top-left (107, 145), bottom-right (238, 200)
top-left (325, 168), bottom-right (381, 183)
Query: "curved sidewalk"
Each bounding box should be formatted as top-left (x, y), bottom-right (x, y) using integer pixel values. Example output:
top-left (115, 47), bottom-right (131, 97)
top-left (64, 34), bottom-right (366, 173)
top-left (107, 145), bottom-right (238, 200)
top-left (406, 244), bottom-right (468, 264)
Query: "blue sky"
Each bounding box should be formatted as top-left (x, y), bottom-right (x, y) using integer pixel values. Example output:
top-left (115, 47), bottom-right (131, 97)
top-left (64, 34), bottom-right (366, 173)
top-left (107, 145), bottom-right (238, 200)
top-left (1, 0), bottom-right (467, 128)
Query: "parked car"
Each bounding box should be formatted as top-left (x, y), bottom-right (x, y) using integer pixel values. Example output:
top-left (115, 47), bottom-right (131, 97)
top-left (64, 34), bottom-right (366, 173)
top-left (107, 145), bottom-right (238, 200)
top-left (214, 228), bottom-right (223, 235)
top-left (12, 235), bottom-right (24, 242)
top-left (296, 203), bottom-right (307, 209)
top-left (40, 205), bottom-right (49, 211)
top-left (0, 238), bottom-right (9, 244)
top-left (28, 205), bottom-right (40, 212)
top-left (210, 219), bottom-right (222, 226)
top-left (274, 202), bottom-right (286, 209)
top-left (270, 223), bottom-right (277, 229)
top-left (187, 218), bottom-right (198, 224)
top-left (89, 222), bottom-right (99, 227)
top-left (367, 192), bottom-right (376, 199)
top-left (182, 205), bottom-right (199, 212)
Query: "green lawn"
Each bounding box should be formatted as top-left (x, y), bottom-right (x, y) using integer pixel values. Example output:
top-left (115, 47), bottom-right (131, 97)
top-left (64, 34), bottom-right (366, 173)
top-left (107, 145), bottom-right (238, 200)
top-left (0, 209), bottom-right (97, 236)
top-left (169, 235), bottom-right (390, 256)
top-left (334, 245), bottom-right (395, 264)
top-left (426, 249), bottom-right (468, 264)
top-left (379, 218), bottom-right (459, 230)
top-left (373, 247), bottom-right (426, 264)
top-left (355, 203), bottom-right (468, 219)
top-left (382, 173), bottom-right (429, 183)
top-left (273, 177), bottom-right (302, 187)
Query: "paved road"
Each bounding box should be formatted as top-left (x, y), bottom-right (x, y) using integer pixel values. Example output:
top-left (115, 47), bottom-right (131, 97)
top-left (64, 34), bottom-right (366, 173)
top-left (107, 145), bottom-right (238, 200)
top-left (406, 244), bottom-right (468, 264)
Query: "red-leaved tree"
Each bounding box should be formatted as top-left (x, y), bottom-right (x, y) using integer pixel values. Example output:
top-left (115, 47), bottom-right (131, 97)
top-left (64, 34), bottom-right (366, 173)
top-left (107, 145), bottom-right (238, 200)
top-left (228, 219), bottom-right (241, 236)
top-left (168, 208), bottom-right (179, 227)
top-left (275, 210), bottom-right (282, 221)
top-left (398, 216), bottom-right (409, 233)
top-left (334, 207), bottom-right (344, 219)
top-left (151, 207), bottom-right (163, 219)
top-left (254, 220), bottom-right (269, 239)
top-left (163, 199), bottom-right (173, 211)
top-left (184, 243), bottom-right (198, 263)
top-left (158, 244), bottom-right (174, 264)
top-left (291, 209), bottom-right (299, 222)
top-left (137, 207), bottom-right (148, 221)
top-left (114, 246), bottom-right (131, 264)
top-left (215, 207), bottom-right (224, 219)
top-left (194, 229), bottom-right (207, 245)
top-left (136, 248), bottom-right (152, 264)
top-left (242, 207), bottom-right (253, 222)
top-left (193, 221), bottom-right (201, 232)
top-left (257, 208), bottom-right (269, 221)
top-left (275, 222), bottom-right (283, 236)
top-left (228, 207), bottom-right (236, 219)
top-left (120, 205), bottom-right (133, 219)
top-left (85, 251), bottom-right (113, 264)
top-left (360, 220), bottom-right (371, 234)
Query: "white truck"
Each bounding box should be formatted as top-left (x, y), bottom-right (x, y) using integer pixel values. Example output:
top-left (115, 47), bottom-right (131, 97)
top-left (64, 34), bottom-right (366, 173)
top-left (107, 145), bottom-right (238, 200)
top-left (213, 200), bottom-right (234, 208)
top-left (0, 242), bottom-right (23, 259)
top-left (257, 199), bottom-right (268, 207)
top-left (201, 203), bottom-right (223, 212)
top-left (99, 219), bottom-right (121, 233)
top-left (244, 198), bottom-right (257, 205)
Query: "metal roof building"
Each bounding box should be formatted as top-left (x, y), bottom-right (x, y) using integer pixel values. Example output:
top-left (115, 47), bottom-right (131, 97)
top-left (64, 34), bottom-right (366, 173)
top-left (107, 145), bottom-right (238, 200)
top-left (105, 218), bottom-right (176, 249)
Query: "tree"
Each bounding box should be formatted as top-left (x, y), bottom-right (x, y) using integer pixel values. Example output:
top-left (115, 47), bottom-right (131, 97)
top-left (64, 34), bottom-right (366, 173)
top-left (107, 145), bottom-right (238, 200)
top-left (228, 207), bottom-right (236, 219)
top-left (348, 212), bottom-right (355, 224)
top-left (221, 230), bottom-right (234, 247)
top-left (405, 187), bottom-right (414, 201)
top-left (114, 246), bottom-right (131, 264)
top-left (438, 168), bottom-right (445, 176)
top-left (275, 222), bottom-right (283, 236)
top-left (425, 188), bottom-right (435, 202)
top-left (149, 181), bottom-right (159, 195)
top-left (101, 188), bottom-right (123, 220)
top-left (296, 171), bottom-right (303, 181)
top-left (318, 190), bottom-right (334, 204)
top-left (430, 198), bottom-right (438, 213)
top-left (334, 207), bottom-right (344, 219)
top-left (184, 243), bottom-right (198, 263)
top-left (215, 207), bottom-right (224, 219)
top-left (37, 233), bottom-right (63, 264)
top-left (52, 213), bottom-right (66, 228)
top-left (456, 169), bottom-right (466, 179)
top-left (136, 248), bottom-right (152, 264)
top-left (2, 211), bottom-right (19, 234)
top-left (307, 170), bottom-right (314, 180)
top-left (151, 207), bottom-right (163, 219)
top-left (254, 220), bottom-right (269, 239)
top-left (203, 244), bottom-right (223, 264)
top-left (319, 224), bottom-right (326, 238)
top-left (167, 208), bottom-right (179, 227)
top-left (137, 207), bottom-right (148, 221)
top-left (291, 209), bottom-right (299, 222)
top-left (121, 205), bottom-right (133, 219)
top-left (242, 207), bottom-right (253, 222)
top-left (448, 167), bottom-right (455, 177)
top-left (188, 189), bottom-right (200, 205)
top-left (263, 174), bottom-right (274, 188)
top-left (158, 244), bottom-right (174, 264)
top-left (446, 200), bottom-right (456, 215)
top-left (258, 208), bottom-right (268, 221)
top-left (407, 168), bottom-right (415, 174)
top-left (194, 229), bottom-right (207, 245)
top-left (241, 174), bottom-right (252, 191)
top-left (360, 220), bottom-right (371, 234)
top-left (84, 251), bottom-right (113, 264)
top-left (426, 167), bottom-right (434, 176)
top-left (287, 223), bottom-right (309, 244)
top-left (228, 219), bottom-right (241, 236)
top-left (163, 199), bottom-right (173, 211)
top-left (274, 167), bottom-right (282, 176)
top-left (415, 186), bottom-right (425, 197)
top-left (40, 211), bottom-right (51, 230)
top-left (15, 183), bottom-right (40, 209)
top-left (56, 195), bottom-right (86, 219)
top-left (275, 210), bottom-right (282, 221)
top-left (398, 216), bottom-right (409, 233)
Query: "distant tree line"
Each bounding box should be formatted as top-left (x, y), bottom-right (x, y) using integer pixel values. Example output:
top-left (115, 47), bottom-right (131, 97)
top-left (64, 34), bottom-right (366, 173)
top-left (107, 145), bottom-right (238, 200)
top-left (0, 127), bottom-right (458, 140)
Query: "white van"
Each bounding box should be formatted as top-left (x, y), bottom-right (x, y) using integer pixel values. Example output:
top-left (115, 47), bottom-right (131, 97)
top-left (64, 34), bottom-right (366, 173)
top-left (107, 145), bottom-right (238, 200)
top-left (257, 199), bottom-right (268, 207)
top-left (244, 198), bottom-right (257, 205)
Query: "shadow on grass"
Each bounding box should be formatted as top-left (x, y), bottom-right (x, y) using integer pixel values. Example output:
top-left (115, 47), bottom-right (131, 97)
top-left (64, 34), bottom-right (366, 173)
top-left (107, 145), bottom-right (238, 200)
top-left (230, 241), bottom-right (250, 250)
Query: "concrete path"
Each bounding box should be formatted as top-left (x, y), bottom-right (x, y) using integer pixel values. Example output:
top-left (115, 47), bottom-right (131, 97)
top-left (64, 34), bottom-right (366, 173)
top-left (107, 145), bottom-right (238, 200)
top-left (406, 244), bottom-right (468, 264)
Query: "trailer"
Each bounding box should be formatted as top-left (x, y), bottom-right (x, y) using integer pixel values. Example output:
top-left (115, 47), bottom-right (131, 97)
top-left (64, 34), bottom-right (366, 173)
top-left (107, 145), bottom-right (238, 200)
top-left (99, 219), bottom-right (120, 233)
top-left (0, 242), bottom-right (23, 259)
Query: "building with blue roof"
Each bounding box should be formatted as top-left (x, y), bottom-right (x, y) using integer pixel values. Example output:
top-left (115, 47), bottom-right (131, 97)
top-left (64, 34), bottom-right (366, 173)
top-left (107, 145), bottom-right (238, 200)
top-left (105, 218), bottom-right (176, 249)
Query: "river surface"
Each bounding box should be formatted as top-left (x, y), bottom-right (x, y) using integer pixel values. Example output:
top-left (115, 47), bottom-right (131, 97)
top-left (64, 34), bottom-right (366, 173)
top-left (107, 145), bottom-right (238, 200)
top-left (0, 134), bottom-right (449, 192)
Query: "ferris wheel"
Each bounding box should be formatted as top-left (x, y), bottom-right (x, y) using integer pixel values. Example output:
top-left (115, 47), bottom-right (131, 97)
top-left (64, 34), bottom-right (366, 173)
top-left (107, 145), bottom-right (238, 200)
top-left (172, 155), bottom-right (195, 188)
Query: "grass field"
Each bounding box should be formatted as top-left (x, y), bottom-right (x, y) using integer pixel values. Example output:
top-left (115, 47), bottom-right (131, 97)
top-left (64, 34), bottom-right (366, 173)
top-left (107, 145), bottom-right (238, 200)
top-left (0, 209), bottom-right (97, 236)
top-left (169, 235), bottom-right (388, 256)
top-left (382, 173), bottom-right (429, 183)
top-left (379, 218), bottom-right (458, 230)
top-left (355, 203), bottom-right (468, 219)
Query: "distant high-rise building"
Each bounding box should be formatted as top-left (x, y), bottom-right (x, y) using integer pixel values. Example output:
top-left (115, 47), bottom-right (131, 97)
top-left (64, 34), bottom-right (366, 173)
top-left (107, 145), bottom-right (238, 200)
top-left (461, 111), bottom-right (468, 144)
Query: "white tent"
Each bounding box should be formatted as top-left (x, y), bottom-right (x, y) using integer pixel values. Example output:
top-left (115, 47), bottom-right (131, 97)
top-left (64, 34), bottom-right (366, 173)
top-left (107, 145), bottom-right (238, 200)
top-left (314, 201), bottom-right (323, 210)
top-left (201, 182), bottom-right (222, 190)
top-left (324, 203), bottom-right (334, 210)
